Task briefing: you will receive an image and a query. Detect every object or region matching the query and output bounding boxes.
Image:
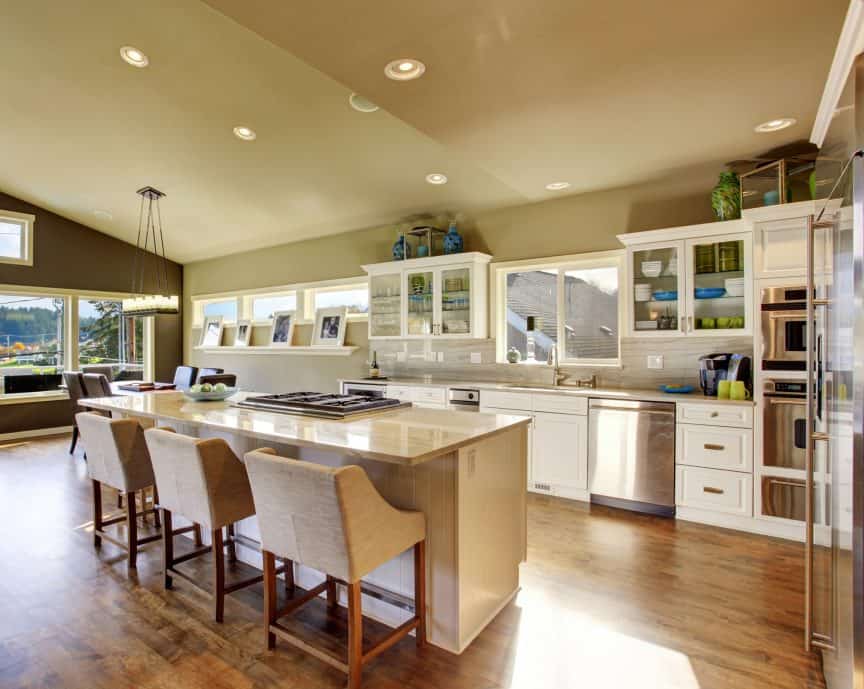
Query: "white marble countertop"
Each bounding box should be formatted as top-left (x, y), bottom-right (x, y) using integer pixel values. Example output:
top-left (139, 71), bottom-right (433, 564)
top-left (341, 377), bottom-right (755, 406)
top-left (80, 390), bottom-right (531, 466)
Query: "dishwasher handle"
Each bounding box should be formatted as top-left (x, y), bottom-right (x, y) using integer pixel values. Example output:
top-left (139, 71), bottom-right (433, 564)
top-left (589, 399), bottom-right (675, 415)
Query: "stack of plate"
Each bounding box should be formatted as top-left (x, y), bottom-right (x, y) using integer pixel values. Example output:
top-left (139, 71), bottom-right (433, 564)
top-left (725, 277), bottom-right (745, 297)
top-left (641, 261), bottom-right (662, 277)
top-left (634, 283), bottom-right (653, 301)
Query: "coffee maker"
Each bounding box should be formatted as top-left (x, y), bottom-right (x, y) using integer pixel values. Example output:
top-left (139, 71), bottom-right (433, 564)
top-left (698, 353), bottom-right (752, 396)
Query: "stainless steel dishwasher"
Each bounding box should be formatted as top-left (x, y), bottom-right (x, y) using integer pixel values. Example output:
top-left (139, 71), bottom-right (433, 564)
top-left (588, 398), bottom-right (676, 517)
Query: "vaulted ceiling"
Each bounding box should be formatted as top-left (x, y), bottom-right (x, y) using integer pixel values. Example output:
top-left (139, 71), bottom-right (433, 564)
top-left (0, 0), bottom-right (848, 262)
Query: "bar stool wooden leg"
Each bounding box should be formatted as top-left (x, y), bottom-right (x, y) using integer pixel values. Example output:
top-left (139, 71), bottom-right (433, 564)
top-left (414, 540), bottom-right (426, 648)
top-left (283, 558), bottom-right (295, 594)
top-left (152, 487), bottom-right (161, 529)
top-left (263, 550), bottom-right (277, 650)
top-left (227, 523), bottom-right (237, 563)
top-left (212, 528), bottom-right (225, 623)
top-left (92, 479), bottom-right (103, 548)
top-left (162, 508), bottom-right (174, 589)
top-left (126, 490), bottom-right (138, 569)
top-left (326, 575), bottom-right (338, 611)
top-left (193, 523), bottom-right (203, 547)
top-left (347, 581), bottom-right (363, 689)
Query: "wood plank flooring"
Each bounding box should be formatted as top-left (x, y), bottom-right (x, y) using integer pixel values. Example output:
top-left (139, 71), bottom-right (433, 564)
top-left (0, 436), bottom-right (825, 689)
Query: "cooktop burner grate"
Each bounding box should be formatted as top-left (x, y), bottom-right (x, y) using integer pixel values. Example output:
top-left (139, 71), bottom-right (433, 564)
top-left (234, 392), bottom-right (409, 418)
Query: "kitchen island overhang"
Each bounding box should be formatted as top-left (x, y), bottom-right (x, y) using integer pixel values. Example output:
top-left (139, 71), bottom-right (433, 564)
top-left (80, 391), bottom-right (530, 654)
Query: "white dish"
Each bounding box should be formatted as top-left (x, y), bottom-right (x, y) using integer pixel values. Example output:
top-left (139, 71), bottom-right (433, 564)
top-left (724, 278), bottom-right (745, 297)
top-left (641, 261), bottom-right (662, 277)
top-left (635, 320), bottom-right (658, 330)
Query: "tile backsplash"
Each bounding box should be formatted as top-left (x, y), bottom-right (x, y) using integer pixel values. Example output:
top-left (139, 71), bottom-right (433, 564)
top-left (370, 336), bottom-right (753, 389)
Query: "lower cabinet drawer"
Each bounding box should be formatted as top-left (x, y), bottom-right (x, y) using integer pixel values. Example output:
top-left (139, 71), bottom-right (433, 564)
top-left (412, 387), bottom-right (446, 406)
top-left (480, 390), bottom-right (532, 412)
top-left (677, 402), bottom-right (753, 428)
top-left (386, 385), bottom-right (412, 401)
top-left (676, 466), bottom-right (753, 516)
top-left (676, 425), bottom-right (753, 472)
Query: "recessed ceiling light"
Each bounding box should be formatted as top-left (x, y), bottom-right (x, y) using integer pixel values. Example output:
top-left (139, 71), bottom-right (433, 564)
top-left (233, 126), bottom-right (257, 141)
top-left (754, 118), bottom-right (796, 133)
top-left (385, 58), bottom-right (426, 81)
top-left (119, 46), bottom-right (148, 68)
top-left (93, 209), bottom-right (113, 220)
top-left (349, 93), bottom-right (379, 113)
top-left (545, 181), bottom-right (571, 191)
top-left (425, 173), bottom-right (448, 185)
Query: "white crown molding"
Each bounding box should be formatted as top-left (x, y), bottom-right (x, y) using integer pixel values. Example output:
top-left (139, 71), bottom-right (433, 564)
top-left (811, 0), bottom-right (864, 147)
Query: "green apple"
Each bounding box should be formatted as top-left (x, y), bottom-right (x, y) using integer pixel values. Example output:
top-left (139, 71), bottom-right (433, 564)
top-left (190, 384), bottom-right (202, 393)
top-left (200, 383), bottom-right (213, 393)
top-left (213, 382), bottom-right (227, 393)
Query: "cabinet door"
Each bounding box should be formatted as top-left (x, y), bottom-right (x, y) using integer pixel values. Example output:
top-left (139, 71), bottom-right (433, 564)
top-left (404, 269), bottom-right (435, 336)
top-left (369, 273), bottom-right (403, 338)
top-left (684, 232), bottom-right (752, 336)
top-left (438, 265), bottom-right (472, 336)
top-left (628, 241), bottom-right (685, 336)
top-left (532, 411), bottom-right (588, 490)
top-left (755, 218), bottom-right (807, 278)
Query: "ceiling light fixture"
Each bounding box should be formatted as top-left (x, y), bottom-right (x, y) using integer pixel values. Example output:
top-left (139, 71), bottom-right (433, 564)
top-left (545, 181), bottom-right (571, 191)
top-left (233, 126), bottom-right (257, 141)
top-left (349, 93), bottom-right (379, 113)
top-left (119, 45), bottom-right (149, 68)
top-left (385, 58), bottom-right (426, 81)
top-left (754, 118), bottom-right (796, 133)
top-left (425, 173), bottom-right (448, 185)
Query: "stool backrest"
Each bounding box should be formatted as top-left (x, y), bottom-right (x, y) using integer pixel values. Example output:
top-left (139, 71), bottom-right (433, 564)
top-left (244, 450), bottom-right (412, 583)
top-left (82, 372), bottom-right (113, 398)
top-left (143, 428), bottom-right (254, 530)
top-left (76, 412), bottom-right (155, 492)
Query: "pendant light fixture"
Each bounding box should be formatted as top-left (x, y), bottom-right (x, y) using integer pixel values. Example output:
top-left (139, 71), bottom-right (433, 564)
top-left (121, 186), bottom-right (180, 316)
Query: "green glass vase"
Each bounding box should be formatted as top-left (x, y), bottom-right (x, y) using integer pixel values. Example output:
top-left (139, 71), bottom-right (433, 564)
top-left (711, 171), bottom-right (741, 221)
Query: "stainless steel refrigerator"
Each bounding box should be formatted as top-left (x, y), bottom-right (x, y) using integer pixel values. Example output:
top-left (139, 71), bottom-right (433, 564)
top-left (805, 54), bottom-right (864, 689)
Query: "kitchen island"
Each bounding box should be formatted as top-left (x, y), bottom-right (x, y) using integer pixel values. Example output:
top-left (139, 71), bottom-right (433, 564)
top-left (80, 390), bottom-right (531, 654)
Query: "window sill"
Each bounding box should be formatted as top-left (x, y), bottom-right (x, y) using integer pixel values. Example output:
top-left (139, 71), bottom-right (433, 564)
top-left (0, 391), bottom-right (69, 405)
top-left (193, 345), bottom-right (359, 357)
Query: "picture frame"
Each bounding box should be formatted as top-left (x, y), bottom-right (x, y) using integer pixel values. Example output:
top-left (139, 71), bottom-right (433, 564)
top-left (200, 316), bottom-right (224, 347)
top-left (234, 320), bottom-right (252, 347)
top-left (268, 310), bottom-right (296, 347)
top-left (312, 307), bottom-right (348, 346)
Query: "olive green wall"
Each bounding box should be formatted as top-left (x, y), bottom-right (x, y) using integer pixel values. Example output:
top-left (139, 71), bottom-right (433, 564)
top-left (185, 166), bottom-right (719, 392)
top-left (0, 190), bottom-right (183, 434)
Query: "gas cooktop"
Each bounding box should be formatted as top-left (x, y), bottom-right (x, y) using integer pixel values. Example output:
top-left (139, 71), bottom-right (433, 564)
top-left (234, 392), bottom-right (410, 418)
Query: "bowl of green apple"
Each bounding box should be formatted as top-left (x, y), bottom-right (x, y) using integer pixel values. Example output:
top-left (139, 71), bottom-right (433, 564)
top-left (183, 382), bottom-right (238, 401)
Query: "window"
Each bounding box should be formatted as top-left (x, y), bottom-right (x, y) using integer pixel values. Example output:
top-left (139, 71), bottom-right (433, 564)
top-left (250, 293), bottom-right (296, 321)
top-left (201, 298), bottom-right (237, 323)
top-left (0, 293), bottom-right (64, 393)
top-left (78, 299), bottom-right (145, 380)
top-left (495, 251), bottom-right (622, 365)
top-left (310, 284), bottom-right (369, 316)
top-left (0, 211), bottom-right (34, 266)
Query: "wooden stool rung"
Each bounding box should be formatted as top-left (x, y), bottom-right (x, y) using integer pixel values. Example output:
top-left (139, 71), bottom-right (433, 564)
top-left (270, 621), bottom-right (349, 673)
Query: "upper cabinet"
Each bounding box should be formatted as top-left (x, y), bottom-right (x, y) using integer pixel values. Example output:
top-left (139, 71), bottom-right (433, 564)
top-left (363, 252), bottom-right (490, 339)
top-left (619, 220), bottom-right (753, 337)
top-left (749, 200), bottom-right (823, 279)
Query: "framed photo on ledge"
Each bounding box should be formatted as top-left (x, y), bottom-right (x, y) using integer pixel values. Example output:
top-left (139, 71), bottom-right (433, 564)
top-left (234, 320), bottom-right (252, 347)
top-left (200, 316), bottom-right (224, 347)
top-left (312, 307), bottom-right (347, 346)
top-left (268, 310), bottom-right (296, 347)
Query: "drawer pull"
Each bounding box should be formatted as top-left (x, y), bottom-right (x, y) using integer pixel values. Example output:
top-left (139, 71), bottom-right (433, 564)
top-left (703, 443), bottom-right (725, 451)
top-left (703, 486), bottom-right (725, 495)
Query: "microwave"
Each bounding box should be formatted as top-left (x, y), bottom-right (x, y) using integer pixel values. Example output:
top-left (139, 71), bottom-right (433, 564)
top-left (760, 286), bottom-right (807, 370)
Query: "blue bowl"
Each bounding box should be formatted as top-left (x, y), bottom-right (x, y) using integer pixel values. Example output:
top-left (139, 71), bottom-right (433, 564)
top-left (652, 290), bottom-right (678, 301)
top-left (659, 384), bottom-right (694, 394)
top-left (695, 287), bottom-right (726, 299)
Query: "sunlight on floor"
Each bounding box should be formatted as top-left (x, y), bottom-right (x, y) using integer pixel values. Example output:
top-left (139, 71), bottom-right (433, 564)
top-left (505, 588), bottom-right (701, 689)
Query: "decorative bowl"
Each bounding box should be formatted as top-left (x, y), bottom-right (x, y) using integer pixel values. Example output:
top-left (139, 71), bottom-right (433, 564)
top-left (659, 384), bottom-right (694, 394)
top-left (652, 290), bottom-right (678, 301)
top-left (182, 387), bottom-right (238, 402)
top-left (694, 287), bottom-right (727, 299)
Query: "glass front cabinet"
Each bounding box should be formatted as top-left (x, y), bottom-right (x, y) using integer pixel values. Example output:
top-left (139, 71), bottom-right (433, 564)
top-left (364, 252), bottom-right (490, 339)
top-left (620, 222), bottom-right (753, 337)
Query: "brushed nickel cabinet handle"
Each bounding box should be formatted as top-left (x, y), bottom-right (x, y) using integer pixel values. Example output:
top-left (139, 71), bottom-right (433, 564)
top-left (704, 443), bottom-right (725, 451)
top-left (703, 486), bottom-right (724, 495)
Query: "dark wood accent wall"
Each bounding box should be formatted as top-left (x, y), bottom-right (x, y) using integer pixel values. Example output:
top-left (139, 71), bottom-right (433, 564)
top-left (0, 190), bottom-right (183, 435)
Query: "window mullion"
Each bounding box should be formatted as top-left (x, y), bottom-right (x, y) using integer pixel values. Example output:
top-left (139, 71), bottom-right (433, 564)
top-left (67, 295), bottom-right (78, 373)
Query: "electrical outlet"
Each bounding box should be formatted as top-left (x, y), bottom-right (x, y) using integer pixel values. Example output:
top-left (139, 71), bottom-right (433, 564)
top-left (396, 351), bottom-right (407, 362)
top-left (470, 352), bottom-right (482, 364)
top-left (437, 351), bottom-right (444, 362)
top-left (647, 354), bottom-right (664, 369)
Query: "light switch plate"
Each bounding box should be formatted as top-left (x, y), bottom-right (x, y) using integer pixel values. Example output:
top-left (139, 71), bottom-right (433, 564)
top-left (470, 352), bottom-right (482, 364)
top-left (647, 354), bottom-right (664, 369)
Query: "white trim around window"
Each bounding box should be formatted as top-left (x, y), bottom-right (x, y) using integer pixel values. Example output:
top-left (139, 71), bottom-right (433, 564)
top-left (0, 210), bottom-right (35, 266)
top-left (490, 250), bottom-right (624, 367)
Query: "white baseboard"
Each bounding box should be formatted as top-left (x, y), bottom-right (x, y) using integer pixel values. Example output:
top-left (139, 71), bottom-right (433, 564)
top-left (0, 425), bottom-right (72, 443)
top-left (676, 506), bottom-right (805, 541)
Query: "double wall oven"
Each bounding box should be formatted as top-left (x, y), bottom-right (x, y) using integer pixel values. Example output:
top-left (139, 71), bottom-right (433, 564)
top-left (761, 286), bottom-right (807, 371)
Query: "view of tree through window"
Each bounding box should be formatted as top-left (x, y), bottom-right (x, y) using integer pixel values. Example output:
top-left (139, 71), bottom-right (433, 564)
top-left (0, 294), bottom-right (64, 392)
top-left (78, 299), bottom-right (144, 379)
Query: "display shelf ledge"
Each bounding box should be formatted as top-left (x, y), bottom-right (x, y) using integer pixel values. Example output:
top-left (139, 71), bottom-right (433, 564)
top-left (193, 345), bottom-right (359, 356)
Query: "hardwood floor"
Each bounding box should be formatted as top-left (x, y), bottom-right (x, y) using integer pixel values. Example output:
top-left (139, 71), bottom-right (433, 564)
top-left (0, 435), bottom-right (825, 689)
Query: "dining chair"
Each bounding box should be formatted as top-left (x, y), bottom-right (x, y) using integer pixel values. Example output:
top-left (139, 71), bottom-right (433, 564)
top-left (81, 364), bottom-right (115, 382)
top-left (172, 366), bottom-right (198, 390)
top-left (62, 371), bottom-right (88, 455)
top-left (82, 373), bottom-right (113, 398)
top-left (196, 367), bottom-right (224, 383)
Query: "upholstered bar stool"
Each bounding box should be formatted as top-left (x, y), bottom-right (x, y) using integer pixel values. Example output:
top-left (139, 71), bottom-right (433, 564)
top-left (144, 428), bottom-right (274, 622)
top-left (76, 412), bottom-right (165, 569)
top-left (245, 449), bottom-right (427, 689)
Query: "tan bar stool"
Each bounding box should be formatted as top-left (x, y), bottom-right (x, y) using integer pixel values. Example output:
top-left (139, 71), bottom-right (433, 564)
top-left (245, 448), bottom-right (427, 689)
top-left (76, 412), bottom-right (167, 568)
top-left (144, 428), bottom-right (278, 622)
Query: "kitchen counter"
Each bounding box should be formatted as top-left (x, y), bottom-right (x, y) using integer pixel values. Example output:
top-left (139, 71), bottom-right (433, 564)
top-left (342, 377), bottom-right (755, 406)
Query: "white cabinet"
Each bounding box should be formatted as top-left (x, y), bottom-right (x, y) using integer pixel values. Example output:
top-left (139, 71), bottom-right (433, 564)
top-left (532, 412), bottom-right (588, 492)
top-left (619, 221), bottom-right (753, 337)
top-left (363, 252), bottom-right (491, 340)
top-left (754, 217), bottom-right (808, 278)
top-left (676, 465), bottom-right (753, 516)
top-left (385, 384), bottom-right (446, 408)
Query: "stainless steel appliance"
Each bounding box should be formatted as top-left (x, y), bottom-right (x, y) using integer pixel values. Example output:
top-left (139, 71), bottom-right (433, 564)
top-left (761, 475), bottom-right (806, 521)
top-left (448, 387), bottom-right (480, 411)
top-left (762, 379), bottom-right (807, 470)
top-left (587, 398), bottom-right (676, 517)
top-left (760, 286), bottom-right (808, 370)
top-left (235, 391), bottom-right (409, 418)
top-left (341, 381), bottom-right (388, 398)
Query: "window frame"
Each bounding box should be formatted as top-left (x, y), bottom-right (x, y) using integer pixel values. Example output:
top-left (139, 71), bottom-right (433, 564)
top-left (0, 210), bottom-right (35, 267)
top-left (194, 296), bottom-right (240, 326)
top-left (491, 250), bottom-right (624, 367)
top-left (77, 295), bottom-right (153, 382)
top-left (243, 291), bottom-right (299, 326)
top-left (304, 280), bottom-right (369, 321)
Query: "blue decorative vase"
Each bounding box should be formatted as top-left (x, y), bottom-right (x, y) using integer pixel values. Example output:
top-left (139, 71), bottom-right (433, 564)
top-left (392, 235), bottom-right (411, 261)
top-left (443, 222), bottom-right (463, 254)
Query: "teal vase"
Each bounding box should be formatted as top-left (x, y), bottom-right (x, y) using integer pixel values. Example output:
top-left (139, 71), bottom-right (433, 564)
top-left (443, 222), bottom-right (463, 254)
top-left (711, 171), bottom-right (741, 221)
